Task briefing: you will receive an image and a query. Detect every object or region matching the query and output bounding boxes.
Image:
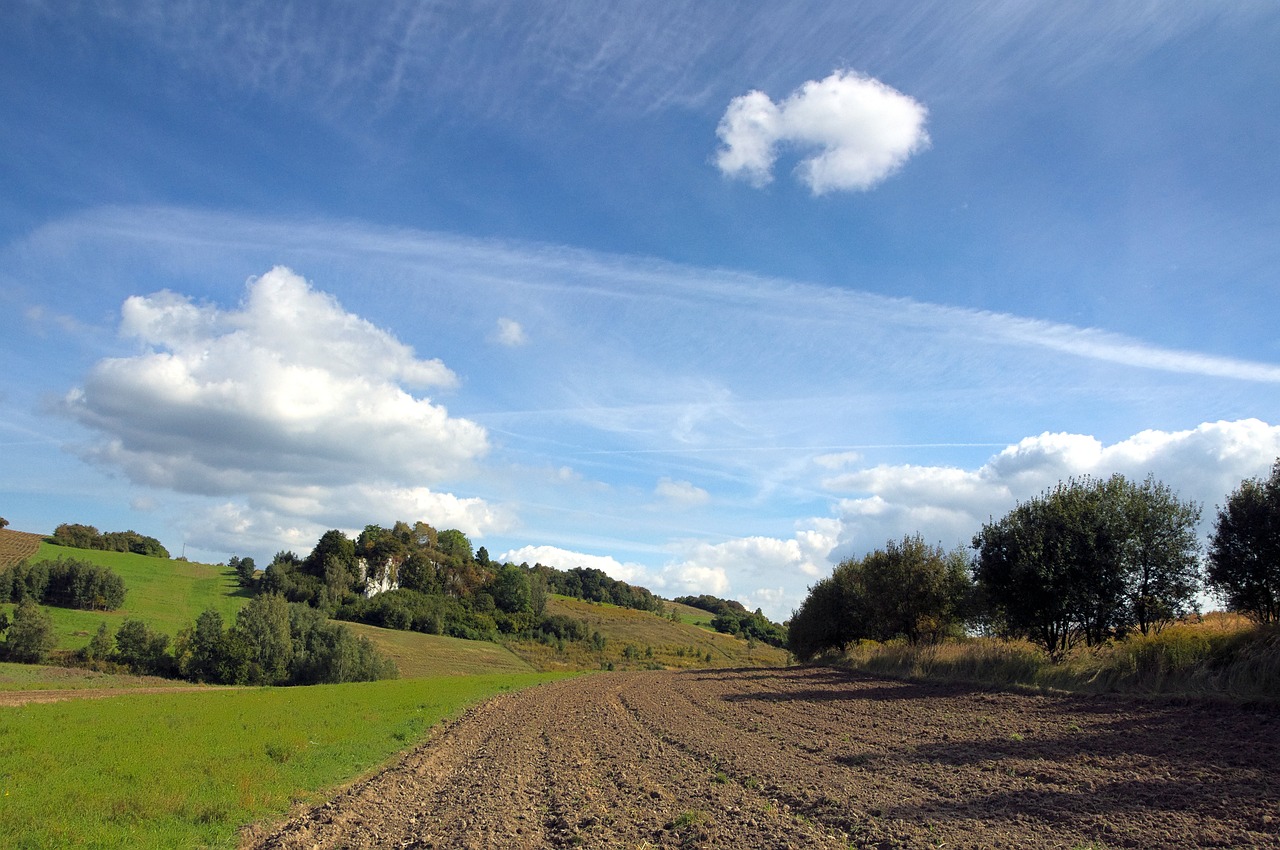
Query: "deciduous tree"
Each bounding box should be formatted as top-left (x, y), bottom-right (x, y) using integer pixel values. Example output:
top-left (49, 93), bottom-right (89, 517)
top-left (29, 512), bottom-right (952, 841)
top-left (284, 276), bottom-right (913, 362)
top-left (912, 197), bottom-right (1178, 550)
top-left (1207, 460), bottom-right (1280, 624)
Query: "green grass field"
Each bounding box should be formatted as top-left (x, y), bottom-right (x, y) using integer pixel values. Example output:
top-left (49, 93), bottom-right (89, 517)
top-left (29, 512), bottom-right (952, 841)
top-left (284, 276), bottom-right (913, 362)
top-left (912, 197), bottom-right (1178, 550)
top-left (0, 662), bottom-right (198, 692)
top-left (663, 599), bottom-right (718, 628)
top-left (0, 672), bottom-right (570, 848)
top-left (2, 542), bottom-right (248, 652)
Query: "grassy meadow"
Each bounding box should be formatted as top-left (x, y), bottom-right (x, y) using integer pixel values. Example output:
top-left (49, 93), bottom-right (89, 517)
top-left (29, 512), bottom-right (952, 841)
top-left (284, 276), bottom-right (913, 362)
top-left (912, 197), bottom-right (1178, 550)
top-left (506, 595), bottom-right (789, 671)
top-left (0, 661), bottom-right (197, 693)
top-left (0, 672), bottom-right (570, 848)
top-left (344, 621), bottom-right (535, 677)
top-left (1, 540), bottom-right (249, 652)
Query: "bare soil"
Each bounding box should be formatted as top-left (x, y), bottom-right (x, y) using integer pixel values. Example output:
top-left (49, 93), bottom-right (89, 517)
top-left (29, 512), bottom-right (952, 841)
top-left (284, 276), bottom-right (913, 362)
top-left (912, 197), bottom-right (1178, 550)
top-left (0, 685), bottom-right (233, 706)
top-left (250, 667), bottom-right (1279, 849)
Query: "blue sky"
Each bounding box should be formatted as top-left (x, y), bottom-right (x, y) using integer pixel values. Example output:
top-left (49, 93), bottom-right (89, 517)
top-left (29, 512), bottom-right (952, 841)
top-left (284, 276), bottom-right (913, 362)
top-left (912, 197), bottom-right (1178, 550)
top-left (2, 1), bottom-right (1278, 619)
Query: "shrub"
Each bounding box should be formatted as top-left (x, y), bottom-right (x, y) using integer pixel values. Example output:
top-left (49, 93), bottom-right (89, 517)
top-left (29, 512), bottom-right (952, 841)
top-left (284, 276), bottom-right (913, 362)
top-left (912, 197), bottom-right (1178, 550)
top-left (5, 599), bottom-right (56, 663)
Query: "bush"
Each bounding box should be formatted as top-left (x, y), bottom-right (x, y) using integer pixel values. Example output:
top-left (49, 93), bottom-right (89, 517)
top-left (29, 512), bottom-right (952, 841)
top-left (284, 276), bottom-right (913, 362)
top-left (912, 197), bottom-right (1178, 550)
top-left (537, 614), bottom-right (587, 643)
top-left (4, 599), bottom-right (56, 663)
top-left (114, 618), bottom-right (173, 676)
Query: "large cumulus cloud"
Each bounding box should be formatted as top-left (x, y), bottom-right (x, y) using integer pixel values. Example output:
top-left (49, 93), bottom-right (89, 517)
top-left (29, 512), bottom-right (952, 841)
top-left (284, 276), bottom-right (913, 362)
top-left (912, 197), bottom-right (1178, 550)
top-left (61, 267), bottom-right (499, 547)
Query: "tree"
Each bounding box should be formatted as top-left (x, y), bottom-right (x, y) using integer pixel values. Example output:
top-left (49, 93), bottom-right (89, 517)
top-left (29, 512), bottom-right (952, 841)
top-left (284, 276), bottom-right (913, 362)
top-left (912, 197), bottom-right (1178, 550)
top-left (230, 555), bottom-right (257, 589)
top-left (437, 529), bottom-right (474, 562)
top-left (528, 568), bottom-right (549, 618)
top-left (1207, 460), bottom-right (1280, 624)
top-left (114, 618), bottom-right (171, 675)
top-left (974, 477), bottom-right (1124, 659)
top-left (787, 571), bottom-right (864, 661)
top-left (0, 517), bottom-right (8, 529)
top-left (1123, 475), bottom-right (1202, 635)
top-left (178, 608), bottom-right (229, 682)
top-left (52, 523), bottom-right (101, 550)
top-left (4, 598), bottom-right (55, 663)
top-left (973, 474), bottom-right (1202, 659)
top-left (787, 535), bottom-right (970, 660)
top-left (858, 536), bottom-right (971, 644)
top-left (233, 593), bottom-right (294, 684)
top-left (489, 563), bottom-right (531, 614)
top-left (304, 530), bottom-right (357, 584)
top-left (81, 621), bottom-right (114, 663)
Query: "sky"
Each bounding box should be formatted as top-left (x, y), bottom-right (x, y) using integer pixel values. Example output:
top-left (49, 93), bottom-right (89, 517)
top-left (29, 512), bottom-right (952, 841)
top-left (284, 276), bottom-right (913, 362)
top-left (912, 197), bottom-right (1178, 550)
top-left (2, 1), bottom-right (1278, 620)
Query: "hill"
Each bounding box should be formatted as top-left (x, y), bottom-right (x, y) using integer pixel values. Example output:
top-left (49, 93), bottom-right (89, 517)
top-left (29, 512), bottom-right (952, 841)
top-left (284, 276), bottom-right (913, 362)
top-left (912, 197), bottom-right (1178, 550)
top-left (1, 536), bottom-right (249, 651)
top-left (506, 595), bottom-right (789, 671)
top-left (344, 622), bottom-right (535, 677)
top-left (2, 531), bottom-right (787, 675)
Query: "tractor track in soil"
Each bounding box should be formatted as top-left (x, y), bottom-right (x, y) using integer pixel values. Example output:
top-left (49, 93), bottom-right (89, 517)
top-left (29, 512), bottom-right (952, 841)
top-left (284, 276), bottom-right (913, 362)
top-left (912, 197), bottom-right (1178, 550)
top-left (249, 666), bottom-right (1279, 849)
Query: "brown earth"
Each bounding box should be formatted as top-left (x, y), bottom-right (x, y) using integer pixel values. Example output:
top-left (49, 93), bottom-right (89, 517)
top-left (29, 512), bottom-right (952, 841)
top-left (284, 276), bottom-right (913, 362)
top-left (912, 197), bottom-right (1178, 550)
top-left (249, 666), bottom-right (1279, 849)
top-left (0, 685), bottom-right (236, 706)
top-left (0, 527), bottom-right (43, 568)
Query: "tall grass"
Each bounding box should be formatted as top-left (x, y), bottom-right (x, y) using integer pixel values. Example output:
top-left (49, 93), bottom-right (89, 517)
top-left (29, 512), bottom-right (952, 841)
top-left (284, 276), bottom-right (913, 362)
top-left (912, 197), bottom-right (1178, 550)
top-left (834, 616), bottom-right (1279, 702)
top-left (0, 672), bottom-right (569, 848)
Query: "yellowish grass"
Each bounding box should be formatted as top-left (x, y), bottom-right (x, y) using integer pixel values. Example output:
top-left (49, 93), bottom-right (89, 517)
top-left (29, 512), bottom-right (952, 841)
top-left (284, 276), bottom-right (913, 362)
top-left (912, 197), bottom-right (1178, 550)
top-left (833, 616), bottom-right (1279, 702)
top-left (343, 622), bottom-right (535, 678)
top-left (506, 596), bottom-right (788, 671)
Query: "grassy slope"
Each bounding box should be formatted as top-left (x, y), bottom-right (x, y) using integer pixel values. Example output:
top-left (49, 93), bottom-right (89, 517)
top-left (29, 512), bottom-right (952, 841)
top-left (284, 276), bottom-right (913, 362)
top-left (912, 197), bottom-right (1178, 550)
top-left (344, 622), bottom-right (534, 678)
top-left (663, 599), bottom-right (718, 629)
top-left (1, 542), bottom-right (249, 651)
top-left (507, 595), bottom-right (789, 671)
top-left (0, 661), bottom-right (198, 692)
top-left (0, 672), bottom-right (570, 848)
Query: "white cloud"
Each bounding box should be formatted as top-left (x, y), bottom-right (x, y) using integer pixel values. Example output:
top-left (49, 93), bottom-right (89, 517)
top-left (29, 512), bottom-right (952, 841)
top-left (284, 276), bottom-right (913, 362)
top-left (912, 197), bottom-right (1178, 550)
top-left (494, 317), bottom-right (528, 347)
top-left (59, 267), bottom-right (501, 555)
top-left (654, 477), bottom-right (710, 507)
top-left (64, 266), bottom-right (487, 497)
top-left (497, 544), bottom-right (653, 586)
top-left (716, 70), bottom-right (929, 194)
top-left (664, 518), bottom-right (842, 594)
top-left (822, 419), bottom-right (1280, 559)
top-left (183, 483), bottom-right (508, 558)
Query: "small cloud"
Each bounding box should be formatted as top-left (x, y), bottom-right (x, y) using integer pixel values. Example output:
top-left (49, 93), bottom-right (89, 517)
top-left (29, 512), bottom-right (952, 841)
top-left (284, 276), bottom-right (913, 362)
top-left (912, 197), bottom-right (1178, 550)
top-left (493, 317), bottom-right (528, 347)
top-left (715, 69), bottom-right (929, 195)
top-left (654, 477), bottom-right (710, 507)
top-left (813, 450), bottom-right (863, 470)
top-left (24, 304), bottom-right (86, 337)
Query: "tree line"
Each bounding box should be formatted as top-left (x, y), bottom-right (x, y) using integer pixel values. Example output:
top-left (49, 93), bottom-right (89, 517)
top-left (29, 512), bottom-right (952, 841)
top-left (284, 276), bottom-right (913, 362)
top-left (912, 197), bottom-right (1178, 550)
top-left (50, 523), bottom-right (170, 559)
top-left (1, 556), bottom-right (127, 611)
top-left (789, 465), bottom-right (1280, 661)
top-left (673, 595), bottom-right (788, 647)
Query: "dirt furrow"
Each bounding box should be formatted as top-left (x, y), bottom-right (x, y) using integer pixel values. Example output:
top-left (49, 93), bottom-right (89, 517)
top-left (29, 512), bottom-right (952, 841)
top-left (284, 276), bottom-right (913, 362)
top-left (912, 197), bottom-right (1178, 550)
top-left (250, 667), bottom-right (1280, 850)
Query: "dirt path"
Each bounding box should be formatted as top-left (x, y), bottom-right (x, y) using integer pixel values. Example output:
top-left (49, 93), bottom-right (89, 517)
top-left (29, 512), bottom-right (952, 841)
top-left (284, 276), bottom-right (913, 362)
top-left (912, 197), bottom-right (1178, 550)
top-left (250, 667), bottom-right (1279, 849)
top-left (0, 685), bottom-right (236, 706)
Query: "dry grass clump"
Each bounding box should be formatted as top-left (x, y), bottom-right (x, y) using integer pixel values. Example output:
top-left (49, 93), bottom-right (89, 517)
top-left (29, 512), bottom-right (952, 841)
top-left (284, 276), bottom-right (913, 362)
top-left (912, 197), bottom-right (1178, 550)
top-left (834, 614), bottom-right (1279, 702)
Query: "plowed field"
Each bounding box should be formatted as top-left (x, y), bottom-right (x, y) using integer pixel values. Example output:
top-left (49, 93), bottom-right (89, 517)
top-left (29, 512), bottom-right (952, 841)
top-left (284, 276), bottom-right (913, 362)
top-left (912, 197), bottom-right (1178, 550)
top-left (251, 667), bottom-right (1278, 849)
top-left (0, 528), bottom-right (42, 568)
